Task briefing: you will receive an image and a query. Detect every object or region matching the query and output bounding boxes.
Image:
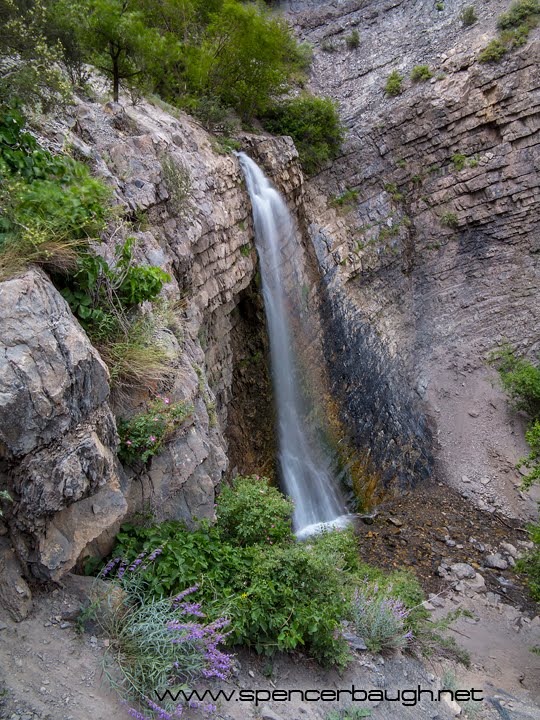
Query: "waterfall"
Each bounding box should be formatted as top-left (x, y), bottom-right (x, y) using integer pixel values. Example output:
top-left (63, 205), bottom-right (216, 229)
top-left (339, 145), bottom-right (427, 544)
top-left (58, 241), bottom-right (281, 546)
top-left (237, 152), bottom-right (350, 539)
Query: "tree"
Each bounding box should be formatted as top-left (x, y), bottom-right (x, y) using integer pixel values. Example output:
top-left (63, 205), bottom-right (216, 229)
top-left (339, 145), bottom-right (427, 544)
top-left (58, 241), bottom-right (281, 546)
top-left (185, 0), bottom-right (304, 118)
top-left (76, 0), bottom-right (160, 102)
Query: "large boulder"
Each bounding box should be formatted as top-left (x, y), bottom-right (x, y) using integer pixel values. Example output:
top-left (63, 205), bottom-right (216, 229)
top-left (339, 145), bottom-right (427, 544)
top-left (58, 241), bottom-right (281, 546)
top-left (0, 270), bottom-right (127, 583)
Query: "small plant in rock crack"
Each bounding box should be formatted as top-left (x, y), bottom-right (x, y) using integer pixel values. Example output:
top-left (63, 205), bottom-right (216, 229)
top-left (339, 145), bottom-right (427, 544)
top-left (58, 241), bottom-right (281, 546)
top-left (350, 581), bottom-right (412, 653)
top-left (117, 396), bottom-right (194, 465)
top-left (96, 550), bottom-right (232, 719)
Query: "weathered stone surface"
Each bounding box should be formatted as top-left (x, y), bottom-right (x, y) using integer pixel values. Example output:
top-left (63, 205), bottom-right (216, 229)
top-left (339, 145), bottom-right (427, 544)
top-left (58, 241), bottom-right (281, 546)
top-left (484, 553), bottom-right (509, 570)
top-left (0, 270), bottom-right (110, 458)
top-left (0, 538), bottom-right (32, 621)
top-left (0, 270), bottom-right (125, 580)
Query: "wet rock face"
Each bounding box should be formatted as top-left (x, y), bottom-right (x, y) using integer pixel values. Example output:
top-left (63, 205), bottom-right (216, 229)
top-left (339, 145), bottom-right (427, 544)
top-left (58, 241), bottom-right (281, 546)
top-left (0, 270), bottom-right (125, 580)
top-left (290, 1), bottom-right (540, 510)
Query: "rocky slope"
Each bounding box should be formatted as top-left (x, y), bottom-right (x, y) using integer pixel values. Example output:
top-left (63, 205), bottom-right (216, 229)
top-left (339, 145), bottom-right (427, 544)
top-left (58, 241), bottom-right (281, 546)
top-left (287, 0), bottom-right (540, 518)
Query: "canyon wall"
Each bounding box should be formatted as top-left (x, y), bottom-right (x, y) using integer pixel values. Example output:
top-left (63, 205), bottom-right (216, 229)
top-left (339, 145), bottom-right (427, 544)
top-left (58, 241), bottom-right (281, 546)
top-left (289, 0), bottom-right (540, 516)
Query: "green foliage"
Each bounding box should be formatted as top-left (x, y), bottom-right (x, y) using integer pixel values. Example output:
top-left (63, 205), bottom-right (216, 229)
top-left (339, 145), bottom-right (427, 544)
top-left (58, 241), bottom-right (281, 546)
top-left (491, 346), bottom-right (540, 490)
top-left (240, 243), bottom-right (251, 257)
top-left (384, 182), bottom-right (403, 202)
top-left (60, 237), bottom-right (170, 336)
top-left (0, 0), bottom-right (71, 111)
top-left (385, 70), bottom-right (404, 96)
top-left (441, 211), bottom-right (459, 228)
top-left (497, 0), bottom-right (539, 29)
top-left (491, 347), bottom-right (540, 416)
top-left (478, 39), bottom-right (508, 63)
top-left (212, 136), bottom-right (242, 155)
top-left (326, 709), bottom-right (372, 720)
top-left (107, 480), bottom-right (433, 668)
top-left (118, 396), bottom-right (193, 465)
top-left (262, 95), bottom-right (344, 176)
top-left (0, 107), bottom-right (111, 279)
top-left (451, 153), bottom-right (467, 170)
top-left (460, 6), bottom-right (478, 26)
top-left (516, 522), bottom-right (540, 600)
top-left (346, 29), bottom-right (360, 49)
top-left (330, 189), bottom-right (359, 210)
top-left (111, 520), bottom-right (352, 666)
top-left (436, 2), bottom-right (444, 11)
top-left (217, 475), bottom-right (294, 546)
top-left (411, 65), bottom-right (433, 82)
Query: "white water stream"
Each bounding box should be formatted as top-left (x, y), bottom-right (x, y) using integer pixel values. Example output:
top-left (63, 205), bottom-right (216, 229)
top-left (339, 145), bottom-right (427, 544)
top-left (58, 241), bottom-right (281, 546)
top-left (238, 153), bottom-right (350, 539)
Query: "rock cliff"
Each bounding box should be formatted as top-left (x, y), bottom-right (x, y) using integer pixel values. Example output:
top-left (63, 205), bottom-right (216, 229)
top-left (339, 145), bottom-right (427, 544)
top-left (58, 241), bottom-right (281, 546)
top-left (288, 0), bottom-right (540, 516)
top-left (0, 97), bottom-right (299, 605)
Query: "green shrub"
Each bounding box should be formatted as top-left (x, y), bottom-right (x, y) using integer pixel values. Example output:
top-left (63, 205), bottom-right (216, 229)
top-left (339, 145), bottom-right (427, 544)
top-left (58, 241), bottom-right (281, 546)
top-left (491, 346), bottom-right (540, 488)
top-left (441, 211), bottom-right (459, 228)
top-left (436, 2), bottom-right (444, 10)
top-left (478, 38), bottom-right (508, 62)
top-left (111, 520), bottom-right (353, 666)
top-left (106, 480), bottom-right (433, 668)
top-left (0, 107), bottom-right (112, 279)
top-left (451, 153), bottom-right (467, 170)
top-left (460, 6), bottom-right (478, 26)
top-left (385, 70), bottom-right (404, 96)
top-left (346, 29), bottom-right (360, 49)
top-left (60, 237), bottom-right (170, 337)
top-left (117, 396), bottom-right (194, 465)
top-left (411, 65), bottom-right (433, 82)
top-left (217, 475), bottom-right (294, 546)
top-left (330, 189), bottom-right (359, 210)
top-left (497, 0), bottom-right (540, 29)
top-left (516, 521), bottom-right (540, 599)
top-left (262, 95), bottom-right (344, 176)
top-left (491, 347), bottom-right (540, 416)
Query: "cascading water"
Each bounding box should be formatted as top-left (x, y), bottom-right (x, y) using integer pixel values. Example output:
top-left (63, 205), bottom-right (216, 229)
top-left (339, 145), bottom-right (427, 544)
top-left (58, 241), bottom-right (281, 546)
top-left (238, 152), bottom-right (350, 539)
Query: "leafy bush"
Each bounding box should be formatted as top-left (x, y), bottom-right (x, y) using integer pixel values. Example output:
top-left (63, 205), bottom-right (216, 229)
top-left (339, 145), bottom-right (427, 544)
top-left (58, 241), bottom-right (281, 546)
top-left (94, 551), bottom-right (232, 719)
top-left (0, 0), bottom-right (71, 111)
top-left (105, 480), bottom-right (431, 668)
top-left (478, 39), bottom-right (508, 62)
top-left (262, 95), bottom-right (344, 176)
top-left (460, 6), bottom-right (478, 26)
top-left (385, 70), bottom-right (403, 96)
top-left (346, 29), bottom-right (360, 49)
top-left (516, 521), bottom-right (540, 600)
top-left (491, 346), bottom-right (540, 417)
top-left (350, 582), bottom-right (412, 652)
top-left (118, 396), bottom-right (194, 465)
top-left (0, 107), bottom-right (111, 279)
top-left (451, 153), bottom-right (467, 171)
top-left (497, 0), bottom-right (540, 30)
top-left (217, 475), bottom-right (293, 546)
top-left (111, 520), bottom-right (352, 666)
top-left (441, 211), bottom-right (459, 228)
top-left (411, 65), bottom-right (433, 82)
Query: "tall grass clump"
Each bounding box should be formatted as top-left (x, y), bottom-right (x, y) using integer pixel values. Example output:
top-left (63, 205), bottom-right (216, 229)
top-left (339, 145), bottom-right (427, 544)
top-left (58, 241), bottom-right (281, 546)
top-left (350, 581), bottom-right (412, 652)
